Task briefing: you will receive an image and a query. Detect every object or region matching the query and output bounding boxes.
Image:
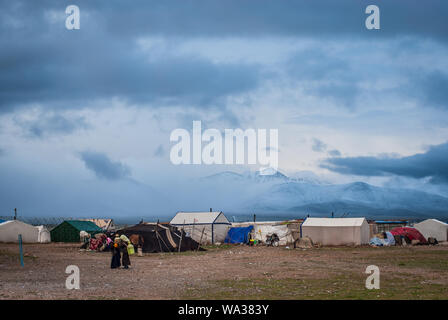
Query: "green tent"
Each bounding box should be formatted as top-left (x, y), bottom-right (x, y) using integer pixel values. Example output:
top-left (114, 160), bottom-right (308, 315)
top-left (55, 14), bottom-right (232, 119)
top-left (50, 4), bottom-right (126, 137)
top-left (50, 220), bottom-right (102, 242)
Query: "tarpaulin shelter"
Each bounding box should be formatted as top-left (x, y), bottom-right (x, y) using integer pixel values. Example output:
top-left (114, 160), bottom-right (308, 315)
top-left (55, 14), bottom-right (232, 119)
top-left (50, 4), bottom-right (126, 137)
top-left (117, 223), bottom-right (200, 253)
top-left (301, 218), bottom-right (370, 246)
top-left (232, 221), bottom-right (296, 245)
top-left (414, 219), bottom-right (448, 242)
top-left (390, 227), bottom-right (427, 244)
top-left (170, 211), bottom-right (231, 244)
top-left (50, 220), bottom-right (102, 242)
top-left (225, 226), bottom-right (253, 244)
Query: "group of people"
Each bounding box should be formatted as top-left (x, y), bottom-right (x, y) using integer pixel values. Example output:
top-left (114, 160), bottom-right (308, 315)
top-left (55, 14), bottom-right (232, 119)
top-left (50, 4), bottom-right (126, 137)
top-left (110, 233), bottom-right (132, 269)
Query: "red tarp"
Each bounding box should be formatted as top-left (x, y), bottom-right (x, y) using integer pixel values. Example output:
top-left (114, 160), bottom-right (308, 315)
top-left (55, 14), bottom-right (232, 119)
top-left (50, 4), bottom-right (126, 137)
top-left (390, 227), bottom-right (427, 243)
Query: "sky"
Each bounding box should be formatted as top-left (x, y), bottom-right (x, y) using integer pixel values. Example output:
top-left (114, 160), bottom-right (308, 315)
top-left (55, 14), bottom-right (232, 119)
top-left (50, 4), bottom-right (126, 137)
top-left (1, 0), bottom-right (448, 218)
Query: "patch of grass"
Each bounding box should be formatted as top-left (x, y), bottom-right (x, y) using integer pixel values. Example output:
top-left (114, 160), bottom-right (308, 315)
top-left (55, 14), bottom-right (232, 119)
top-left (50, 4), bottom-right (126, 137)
top-left (351, 247), bottom-right (448, 271)
top-left (182, 247), bottom-right (448, 300)
top-left (183, 273), bottom-right (448, 300)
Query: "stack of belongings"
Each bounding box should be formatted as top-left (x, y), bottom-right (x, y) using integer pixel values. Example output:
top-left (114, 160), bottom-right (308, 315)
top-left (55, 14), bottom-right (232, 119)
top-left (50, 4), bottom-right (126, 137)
top-left (89, 233), bottom-right (107, 251)
top-left (369, 231), bottom-right (396, 247)
top-left (390, 227), bottom-right (427, 245)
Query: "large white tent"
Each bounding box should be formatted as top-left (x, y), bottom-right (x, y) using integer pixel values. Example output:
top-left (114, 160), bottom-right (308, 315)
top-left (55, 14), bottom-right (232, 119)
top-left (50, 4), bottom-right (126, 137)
top-left (0, 220), bottom-right (44, 243)
top-left (414, 219), bottom-right (448, 242)
top-left (301, 217), bottom-right (370, 246)
top-left (170, 211), bottom-right (231, 244)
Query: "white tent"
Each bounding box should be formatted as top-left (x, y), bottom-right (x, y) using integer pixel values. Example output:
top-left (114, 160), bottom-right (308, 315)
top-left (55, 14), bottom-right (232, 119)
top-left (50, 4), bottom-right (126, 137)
top-left (37, 225), bottom-right (51, 243)
top-left (414, 219), bottom-right (448, 242)
top-left (0, 220), bottom-right (39, 243)
top-left (301, 217), bottom-right (370, 246)
top-left (170, 211), bottom-right (231, 244)
top-left (232, 221), bottom-right (295, 245)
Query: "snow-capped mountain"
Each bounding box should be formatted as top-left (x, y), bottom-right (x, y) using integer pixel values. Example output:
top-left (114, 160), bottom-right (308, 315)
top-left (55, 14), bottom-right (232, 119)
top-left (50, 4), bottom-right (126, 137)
top-left (248, 181), bottom-right (448, 218)
top-left (201, 168), bottom-right (319, 184)
top-left (200, 169), bottom-right (448, 219)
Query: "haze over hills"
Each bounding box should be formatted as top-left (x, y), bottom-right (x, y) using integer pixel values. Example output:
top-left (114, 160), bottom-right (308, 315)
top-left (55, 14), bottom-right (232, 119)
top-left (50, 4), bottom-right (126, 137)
top-left (201, 169), bottom-right (448, 220)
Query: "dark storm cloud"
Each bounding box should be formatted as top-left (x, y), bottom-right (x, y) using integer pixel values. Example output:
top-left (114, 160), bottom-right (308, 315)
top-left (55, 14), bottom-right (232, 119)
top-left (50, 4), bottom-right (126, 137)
top-left (16, 114), bottom-right (89, 138)
top-left (1, 0), bottom-right (447, 113)
top-left (322, 142), bottom-right (448, 183)
top-left (0, 1), bottom-right (262, 113)
top-left (0, 33), bottom-right (261, 112)
top-left (79, 151), bottom-right (131, 180)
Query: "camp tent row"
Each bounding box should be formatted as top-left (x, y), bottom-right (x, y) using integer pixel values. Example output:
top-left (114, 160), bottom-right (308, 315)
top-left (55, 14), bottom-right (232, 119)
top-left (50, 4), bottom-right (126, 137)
top-left (4, 214), bottom-right (446, 246)
top-left (0, 220), bottom-right (50, 243)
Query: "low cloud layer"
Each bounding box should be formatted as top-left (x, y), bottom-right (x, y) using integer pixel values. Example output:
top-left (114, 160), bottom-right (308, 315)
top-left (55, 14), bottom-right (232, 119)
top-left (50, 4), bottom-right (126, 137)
top-left (322, 142), bottom-right (448, 183)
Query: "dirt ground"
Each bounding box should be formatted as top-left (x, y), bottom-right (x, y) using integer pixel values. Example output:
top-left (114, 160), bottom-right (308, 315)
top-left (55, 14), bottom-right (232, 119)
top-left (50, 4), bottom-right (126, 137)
top-left (0, 242), bottom-right (447, 300)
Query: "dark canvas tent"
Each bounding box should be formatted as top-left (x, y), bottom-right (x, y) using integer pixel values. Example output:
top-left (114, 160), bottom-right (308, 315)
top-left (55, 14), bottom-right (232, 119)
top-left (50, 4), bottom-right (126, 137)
top-left (117, 223), bottom-right (201, 253)
top-left (225, 226), bottom-right (253, 244)
top-left (51, 220), bottom-right (102, 242)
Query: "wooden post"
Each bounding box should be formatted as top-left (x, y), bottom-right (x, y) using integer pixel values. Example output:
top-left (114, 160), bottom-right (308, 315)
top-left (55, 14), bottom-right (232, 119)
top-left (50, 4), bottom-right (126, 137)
top-left (178, 219), bottom-right (185, 253)
top-left (197, 227), bottom-right (205, 251)
top-left (18, 234), bottom-right (24, 267)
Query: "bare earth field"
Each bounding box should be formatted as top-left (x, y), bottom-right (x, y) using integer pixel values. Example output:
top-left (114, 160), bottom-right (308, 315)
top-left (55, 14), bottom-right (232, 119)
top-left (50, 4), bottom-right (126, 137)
top-left (0, 242), bottom-right (447, 300)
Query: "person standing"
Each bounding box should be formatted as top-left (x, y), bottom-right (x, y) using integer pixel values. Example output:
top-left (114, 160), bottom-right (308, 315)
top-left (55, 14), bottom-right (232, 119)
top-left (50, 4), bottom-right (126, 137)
top-left (120, 234), bottom-right (131, 269)
top-left (110, 234), bottom-right (121, 269)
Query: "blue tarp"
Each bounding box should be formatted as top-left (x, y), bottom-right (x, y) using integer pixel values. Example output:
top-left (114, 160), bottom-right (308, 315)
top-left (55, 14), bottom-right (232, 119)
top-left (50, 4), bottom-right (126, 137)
top-left (0, 219), bottom-right (5, 224)
top-left (225, 226), bottom-right (254, 244)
